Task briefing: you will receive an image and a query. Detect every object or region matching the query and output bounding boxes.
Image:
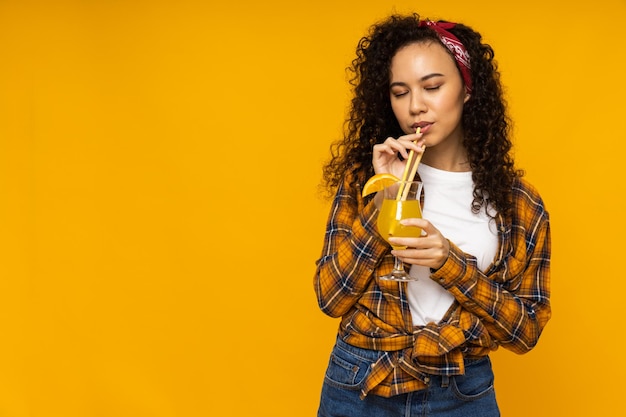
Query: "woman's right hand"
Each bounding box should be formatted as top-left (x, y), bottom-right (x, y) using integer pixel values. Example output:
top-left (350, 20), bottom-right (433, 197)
top-left (372, 131), bottom-right (424, 178)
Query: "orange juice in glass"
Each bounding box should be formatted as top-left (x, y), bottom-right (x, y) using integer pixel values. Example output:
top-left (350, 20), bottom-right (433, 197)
top-left (376, 180), bottom-right (423, 281)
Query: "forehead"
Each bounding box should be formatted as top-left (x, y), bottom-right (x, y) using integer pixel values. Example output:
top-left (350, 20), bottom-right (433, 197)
top-left (390, 41), bottom-right (458, 79)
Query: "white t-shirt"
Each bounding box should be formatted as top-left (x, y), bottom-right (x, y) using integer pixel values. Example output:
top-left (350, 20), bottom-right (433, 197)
top-left (407, 164), bottom-right (499, 326)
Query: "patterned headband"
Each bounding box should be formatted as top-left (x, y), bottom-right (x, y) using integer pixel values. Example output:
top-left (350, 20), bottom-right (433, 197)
top-left (418, 19), bottom-right (472, 93)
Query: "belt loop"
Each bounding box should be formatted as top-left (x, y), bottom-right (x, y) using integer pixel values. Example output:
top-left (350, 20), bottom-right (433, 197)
top-left (441, 375), bottom-right (450, 388)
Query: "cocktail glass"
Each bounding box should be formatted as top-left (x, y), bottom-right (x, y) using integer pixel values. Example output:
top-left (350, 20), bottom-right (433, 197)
top-left (376, 180), bottom-right (423, 281)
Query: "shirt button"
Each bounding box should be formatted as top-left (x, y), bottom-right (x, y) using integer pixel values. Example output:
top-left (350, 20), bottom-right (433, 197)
top-left (439, 278), bottom-right (445, 284)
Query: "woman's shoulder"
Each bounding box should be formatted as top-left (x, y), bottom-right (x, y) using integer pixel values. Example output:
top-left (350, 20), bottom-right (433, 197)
top-left (340, 168), bottom-right (368, 191)
top-left (511, 176), bottom-right (549, 220)
top-left (331, 168), bottom-right (368, 203)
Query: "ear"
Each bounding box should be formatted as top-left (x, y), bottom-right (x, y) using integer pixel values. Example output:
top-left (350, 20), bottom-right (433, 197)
top-left (463, 91), bottom-right (471, 103)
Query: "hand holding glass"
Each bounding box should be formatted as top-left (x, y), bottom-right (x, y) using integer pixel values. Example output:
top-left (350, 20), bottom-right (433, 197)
top-left (376, 181), bottom-right (423, 281)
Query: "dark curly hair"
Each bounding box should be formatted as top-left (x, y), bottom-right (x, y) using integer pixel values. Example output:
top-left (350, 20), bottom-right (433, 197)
top-left (321, 13), bottom-right (523, 218)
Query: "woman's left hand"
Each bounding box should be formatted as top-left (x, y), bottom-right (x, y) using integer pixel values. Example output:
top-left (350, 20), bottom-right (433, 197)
top-left (388, 218), bottom-right (450, 270)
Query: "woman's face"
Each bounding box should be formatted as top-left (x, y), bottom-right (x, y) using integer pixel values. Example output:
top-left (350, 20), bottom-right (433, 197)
top-left (389, 41), bottom-right (469, 149)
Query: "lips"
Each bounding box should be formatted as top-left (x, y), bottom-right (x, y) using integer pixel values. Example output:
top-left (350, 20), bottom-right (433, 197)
top-left (413, 122), bottom-right (432, 133)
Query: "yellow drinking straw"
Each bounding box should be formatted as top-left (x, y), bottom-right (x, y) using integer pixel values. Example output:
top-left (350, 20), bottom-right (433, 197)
top-left (395, 127), bottom-right (424, 201)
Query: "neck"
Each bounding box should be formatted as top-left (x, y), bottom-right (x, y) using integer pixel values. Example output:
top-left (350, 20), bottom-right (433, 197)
top-left (421, 145), bottom-right (471, 172)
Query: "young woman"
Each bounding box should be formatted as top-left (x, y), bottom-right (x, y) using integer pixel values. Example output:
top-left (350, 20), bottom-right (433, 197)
top-left (314, 13), bottom-right (551, 416)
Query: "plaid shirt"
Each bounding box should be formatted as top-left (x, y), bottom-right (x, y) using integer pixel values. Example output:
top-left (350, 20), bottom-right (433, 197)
top-left (314, 170), bottom-right (551, 398)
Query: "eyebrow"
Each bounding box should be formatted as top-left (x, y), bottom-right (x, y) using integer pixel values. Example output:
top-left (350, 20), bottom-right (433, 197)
top-left (389, 73), bottom-right (445, 88)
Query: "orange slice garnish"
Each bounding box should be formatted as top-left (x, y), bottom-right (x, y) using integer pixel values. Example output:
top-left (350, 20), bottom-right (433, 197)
top-left (361, 173), bottom-right (400, 197)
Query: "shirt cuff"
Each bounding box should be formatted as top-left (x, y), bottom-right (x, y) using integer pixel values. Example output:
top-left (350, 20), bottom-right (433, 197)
top-left (429, 241), bottom-right (467, 288)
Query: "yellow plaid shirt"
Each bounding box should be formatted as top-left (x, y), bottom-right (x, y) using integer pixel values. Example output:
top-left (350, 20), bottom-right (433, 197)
top-left (314, 170), bottom-right (551, 398)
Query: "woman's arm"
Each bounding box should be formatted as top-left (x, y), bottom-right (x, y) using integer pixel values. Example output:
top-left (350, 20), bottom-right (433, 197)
top-left (313, 173), bottom-right (390, 318)
top-left (433, 182), bottom-right (551, 353)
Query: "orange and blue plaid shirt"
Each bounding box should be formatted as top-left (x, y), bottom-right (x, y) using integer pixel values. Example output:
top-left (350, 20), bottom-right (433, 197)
top-left (314, 170), bottom-right (551, 398)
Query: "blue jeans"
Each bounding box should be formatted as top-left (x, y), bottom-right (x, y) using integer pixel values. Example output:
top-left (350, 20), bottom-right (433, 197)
top-left (317, 337), bottom-right (500, 417)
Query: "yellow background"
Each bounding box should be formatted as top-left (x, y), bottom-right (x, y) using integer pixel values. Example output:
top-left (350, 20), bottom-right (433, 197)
top-left (1, 0), bottom-right (625, 416)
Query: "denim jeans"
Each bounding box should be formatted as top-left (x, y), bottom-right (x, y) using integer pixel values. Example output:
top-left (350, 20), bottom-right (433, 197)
top-left (317, 337), bottom-right (500, 417)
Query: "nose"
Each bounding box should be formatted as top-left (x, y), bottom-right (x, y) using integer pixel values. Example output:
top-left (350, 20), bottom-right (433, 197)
top-left (409, 91), bottom-right (427, 115)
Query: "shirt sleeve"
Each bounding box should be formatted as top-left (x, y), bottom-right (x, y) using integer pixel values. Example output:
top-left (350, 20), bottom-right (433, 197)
top-left (431, 179), bottom-right (551, 354)
top-left (314, 172), bottom-right (391, 318)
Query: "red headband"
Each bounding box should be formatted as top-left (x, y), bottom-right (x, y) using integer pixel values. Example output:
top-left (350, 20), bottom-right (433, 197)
top-left (419, 20), bottom-right (472, 93)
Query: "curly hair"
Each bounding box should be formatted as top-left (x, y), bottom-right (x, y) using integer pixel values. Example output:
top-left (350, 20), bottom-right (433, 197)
top-left (321, 13), bottom-right (523, 218)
